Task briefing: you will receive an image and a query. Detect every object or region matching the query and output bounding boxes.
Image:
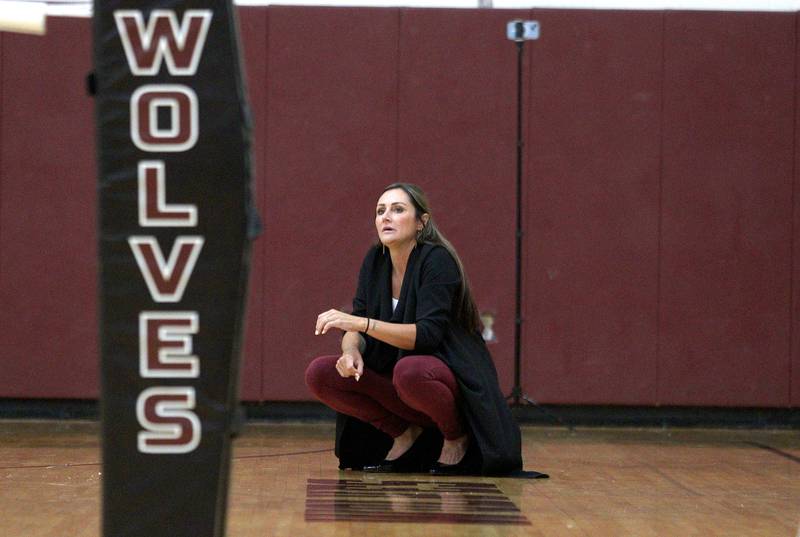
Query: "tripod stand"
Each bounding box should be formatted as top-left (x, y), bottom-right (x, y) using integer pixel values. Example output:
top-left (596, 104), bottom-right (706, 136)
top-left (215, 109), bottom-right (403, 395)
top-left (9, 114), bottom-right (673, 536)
top-left (503, 21), bottom-right (565, 427)
top-left (506, 38), bottom-right (533, 408)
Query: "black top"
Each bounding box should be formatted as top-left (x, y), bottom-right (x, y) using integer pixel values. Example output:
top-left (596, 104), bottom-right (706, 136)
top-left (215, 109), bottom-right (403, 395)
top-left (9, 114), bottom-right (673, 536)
top-left (334, 242), bottom-right (523, 476)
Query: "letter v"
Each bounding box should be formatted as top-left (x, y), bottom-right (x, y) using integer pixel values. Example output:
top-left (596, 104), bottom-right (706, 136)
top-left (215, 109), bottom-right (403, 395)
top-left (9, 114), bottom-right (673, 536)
top-left (129, 236), bottom-right (204, 303)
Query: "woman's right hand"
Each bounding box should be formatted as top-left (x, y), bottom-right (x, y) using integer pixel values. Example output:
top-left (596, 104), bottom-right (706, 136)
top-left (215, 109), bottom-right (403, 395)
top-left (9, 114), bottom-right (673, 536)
top-left (336, 350), bottom-right (364, 380)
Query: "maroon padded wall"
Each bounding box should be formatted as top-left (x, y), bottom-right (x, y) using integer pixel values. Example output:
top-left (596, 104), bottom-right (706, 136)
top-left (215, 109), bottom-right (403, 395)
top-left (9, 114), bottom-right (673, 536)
top-left (523, 9), bottom-right (662, 404)
top-left (795, 11), bottom-right (800, 407)
top-left (0, 14), bottom-right (267, 401)
top-left (659, 11), bottom-right (795, 406)
top-left (0, 20), bottom-right (98, 398)
top-left (0, 7), bottom-right (798, 407)
top-left (238, 7), bottom-right (269, 401)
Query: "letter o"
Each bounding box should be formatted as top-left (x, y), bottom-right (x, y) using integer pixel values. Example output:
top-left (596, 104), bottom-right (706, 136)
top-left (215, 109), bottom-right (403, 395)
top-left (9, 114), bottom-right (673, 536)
top-left (131, 84), bottom-right (198, 152)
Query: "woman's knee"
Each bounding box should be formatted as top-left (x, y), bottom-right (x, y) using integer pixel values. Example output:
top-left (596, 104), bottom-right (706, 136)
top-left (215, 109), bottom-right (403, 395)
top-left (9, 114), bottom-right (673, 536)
top-left (392, 356), bottom-right (432, 394)
top-left (305, 355), bottom-right (339, 394)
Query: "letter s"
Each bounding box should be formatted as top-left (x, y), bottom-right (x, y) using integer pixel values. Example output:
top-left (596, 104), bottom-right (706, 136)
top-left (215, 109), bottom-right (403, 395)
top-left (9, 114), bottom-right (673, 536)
top-left (137, 387), bottom-right (200, 454)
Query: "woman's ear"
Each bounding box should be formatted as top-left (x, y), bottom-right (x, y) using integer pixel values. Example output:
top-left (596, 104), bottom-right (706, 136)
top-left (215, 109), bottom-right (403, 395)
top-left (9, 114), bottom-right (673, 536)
top-left (421, 213), bottom-right (430, 227)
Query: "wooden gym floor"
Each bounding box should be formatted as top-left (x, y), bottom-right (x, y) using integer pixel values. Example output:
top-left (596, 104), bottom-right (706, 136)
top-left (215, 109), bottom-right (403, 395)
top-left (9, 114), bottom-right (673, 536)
top-left (0, 420), bottom-right (798, 536)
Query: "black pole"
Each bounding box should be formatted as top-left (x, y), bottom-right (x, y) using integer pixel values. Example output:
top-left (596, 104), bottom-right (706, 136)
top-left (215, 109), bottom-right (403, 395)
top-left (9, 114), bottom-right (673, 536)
top-left (504, 22), bottom-right (566, 425)
top-left (512, 40), bottom-right (524, 406)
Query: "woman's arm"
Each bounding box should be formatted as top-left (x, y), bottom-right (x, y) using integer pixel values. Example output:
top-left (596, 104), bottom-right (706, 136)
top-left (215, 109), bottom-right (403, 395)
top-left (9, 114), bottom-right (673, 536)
top-left (338, 330), bottom-right (366, 379)
top-left (316, 310), bottom-right (417, 351)
top-left (341, 330), bottom-right (366, 355)
top-left (365, 319), bottom-right (416, 351)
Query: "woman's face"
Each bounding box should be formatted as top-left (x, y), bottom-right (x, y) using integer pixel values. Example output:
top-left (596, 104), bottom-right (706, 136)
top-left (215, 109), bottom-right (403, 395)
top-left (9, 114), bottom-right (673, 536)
top-left (375, 188), bottom-right (422, 248)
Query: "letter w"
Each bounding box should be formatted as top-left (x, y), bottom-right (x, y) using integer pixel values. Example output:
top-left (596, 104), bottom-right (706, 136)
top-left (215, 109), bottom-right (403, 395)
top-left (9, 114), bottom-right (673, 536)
top-left (114, 10), bottom-right (212, 76)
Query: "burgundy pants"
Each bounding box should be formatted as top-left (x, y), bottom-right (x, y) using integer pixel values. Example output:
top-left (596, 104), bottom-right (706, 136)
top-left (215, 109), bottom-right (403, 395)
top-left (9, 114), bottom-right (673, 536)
top-left (305, 355), bottom-right (465, 440)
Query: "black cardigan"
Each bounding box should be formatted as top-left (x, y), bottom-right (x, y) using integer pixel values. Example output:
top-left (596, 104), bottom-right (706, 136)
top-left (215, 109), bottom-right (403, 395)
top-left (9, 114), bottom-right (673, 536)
top-left (334, 242), bottom-right (523, 476)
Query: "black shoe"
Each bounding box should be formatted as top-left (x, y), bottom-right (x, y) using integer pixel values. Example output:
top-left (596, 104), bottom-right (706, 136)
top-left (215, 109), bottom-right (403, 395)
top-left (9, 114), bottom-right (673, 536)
top-left (429, 442), bottom-right (477, 476)
top-left (363, 431), bottom-right (430, 473)
top-left (428, 456), bottom-right (476, 476)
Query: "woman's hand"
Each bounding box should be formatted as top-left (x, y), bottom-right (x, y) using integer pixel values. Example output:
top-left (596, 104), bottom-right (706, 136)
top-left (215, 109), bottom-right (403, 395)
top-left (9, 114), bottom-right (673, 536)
top-left (336, 350), bottom-right (364, 380)
top-left (315, 309), bottom-right (366, 335)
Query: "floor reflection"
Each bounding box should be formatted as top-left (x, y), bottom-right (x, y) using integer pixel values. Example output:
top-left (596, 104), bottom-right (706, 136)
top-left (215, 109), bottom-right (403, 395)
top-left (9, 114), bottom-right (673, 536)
top-left (304, 478), bottom-right (530, 525)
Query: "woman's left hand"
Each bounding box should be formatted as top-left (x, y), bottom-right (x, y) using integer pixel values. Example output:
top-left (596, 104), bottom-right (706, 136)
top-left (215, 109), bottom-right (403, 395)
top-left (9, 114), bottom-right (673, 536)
top-left (315, 309), bottom-right (367, 335)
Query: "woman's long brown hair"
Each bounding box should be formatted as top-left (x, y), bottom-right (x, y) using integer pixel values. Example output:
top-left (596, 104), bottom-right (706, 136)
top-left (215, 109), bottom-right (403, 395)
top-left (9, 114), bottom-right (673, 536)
top-left (382, 183), bottom-right (481, 333)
